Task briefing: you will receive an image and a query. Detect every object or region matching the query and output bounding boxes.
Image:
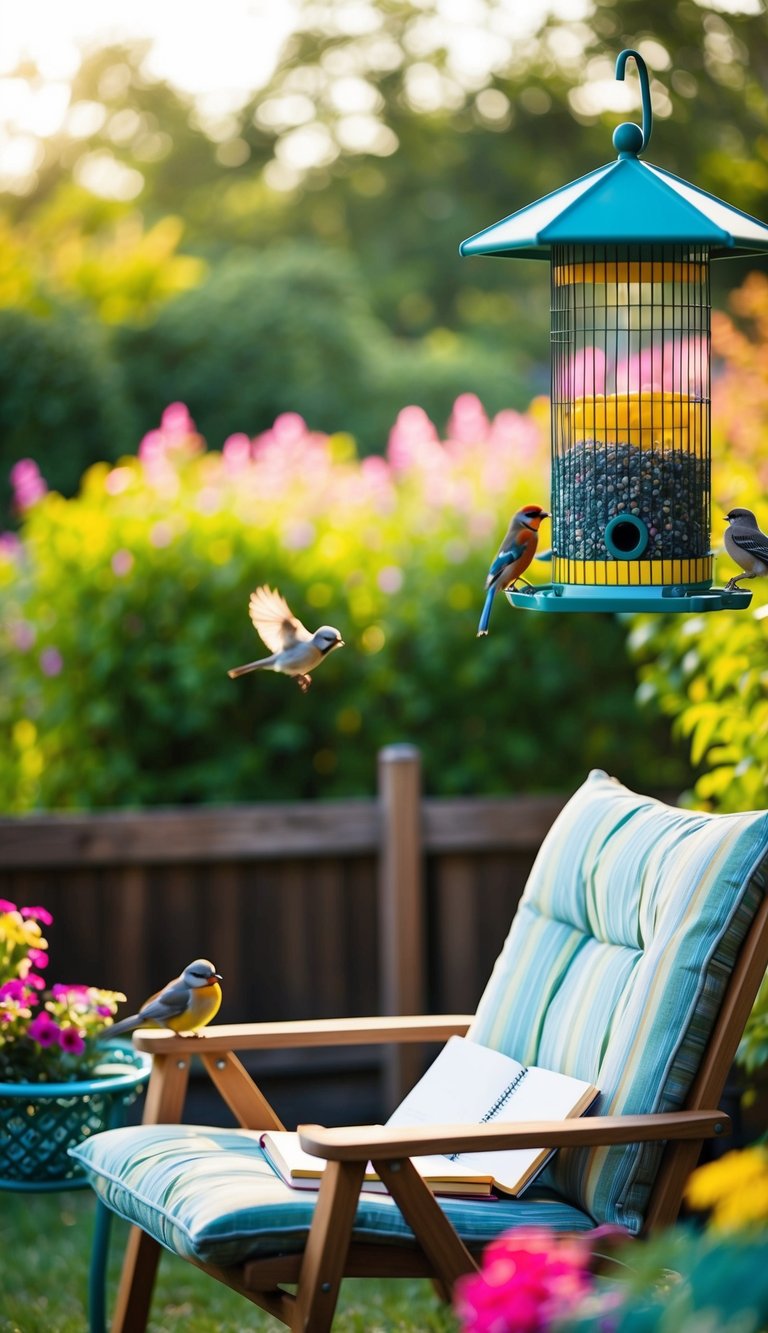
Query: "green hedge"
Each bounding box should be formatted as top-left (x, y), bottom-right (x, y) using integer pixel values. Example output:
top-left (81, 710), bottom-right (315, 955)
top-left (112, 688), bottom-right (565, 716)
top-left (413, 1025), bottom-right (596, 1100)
top-left (0, 399), bottom-right (689, 810)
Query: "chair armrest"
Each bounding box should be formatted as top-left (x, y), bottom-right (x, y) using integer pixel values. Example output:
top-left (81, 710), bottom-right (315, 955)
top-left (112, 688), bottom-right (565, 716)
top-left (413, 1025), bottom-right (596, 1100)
top-left (131, 1014), bottom-right (473, 1054)
top-left (298, 1110), bottom-right (730, 1160)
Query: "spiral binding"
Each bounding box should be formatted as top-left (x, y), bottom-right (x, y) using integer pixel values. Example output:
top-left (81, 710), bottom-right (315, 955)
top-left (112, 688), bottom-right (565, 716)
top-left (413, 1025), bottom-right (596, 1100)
top-left (481, 1066), bottom-right (529, 1123)
top-left (447, 1065), bottom-right (529, 1160)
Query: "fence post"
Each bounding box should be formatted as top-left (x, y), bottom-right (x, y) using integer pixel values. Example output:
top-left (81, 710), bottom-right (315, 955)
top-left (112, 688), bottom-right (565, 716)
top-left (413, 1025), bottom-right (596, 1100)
top-left (377, 743), bottom-right (425, 1110)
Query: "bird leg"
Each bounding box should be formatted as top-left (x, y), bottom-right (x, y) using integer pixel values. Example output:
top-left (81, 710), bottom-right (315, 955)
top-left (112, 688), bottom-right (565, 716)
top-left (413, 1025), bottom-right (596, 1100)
top-left (725, 573), bottom-right (753, 591)
top-left (511, 576), bottom-right (534, 592)
top-left (296, 674), bottom-right (312, 693)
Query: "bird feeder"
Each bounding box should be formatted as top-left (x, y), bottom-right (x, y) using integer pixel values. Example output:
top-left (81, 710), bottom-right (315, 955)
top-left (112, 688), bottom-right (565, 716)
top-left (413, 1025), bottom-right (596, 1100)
top-left (460, 49), bottom-right (768, 612)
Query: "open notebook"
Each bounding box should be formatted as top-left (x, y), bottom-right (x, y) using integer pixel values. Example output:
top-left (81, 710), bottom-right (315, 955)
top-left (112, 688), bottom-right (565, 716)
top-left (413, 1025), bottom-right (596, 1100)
top-left (261, 1035), bottom-right (599, 1198)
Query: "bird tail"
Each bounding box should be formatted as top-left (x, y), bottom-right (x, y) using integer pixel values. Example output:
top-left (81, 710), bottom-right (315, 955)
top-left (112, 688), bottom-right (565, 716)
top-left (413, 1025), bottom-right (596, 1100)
top-left (227, 656), bottom-right (275, 679)
top-left (477, 586), bottom-right (496, 637)
top-left (101, 1014), bottom-right (141, 1041)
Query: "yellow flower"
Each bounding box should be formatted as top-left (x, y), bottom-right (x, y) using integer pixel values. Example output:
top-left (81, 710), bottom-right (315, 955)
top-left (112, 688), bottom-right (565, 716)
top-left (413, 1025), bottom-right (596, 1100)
top-left (685, 1147), bottom-right (768, 1230)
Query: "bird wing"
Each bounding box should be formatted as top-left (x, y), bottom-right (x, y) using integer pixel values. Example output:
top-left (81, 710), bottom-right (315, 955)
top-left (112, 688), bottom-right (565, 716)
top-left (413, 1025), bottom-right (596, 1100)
top-left (732, 529), bottom-right (768, 562)
top-left (487, 541), bottom-right (524, 581)
top-left (248, 586), bottom-right (312, 654)
top-left (137, 978), bottom-right (190, 1026)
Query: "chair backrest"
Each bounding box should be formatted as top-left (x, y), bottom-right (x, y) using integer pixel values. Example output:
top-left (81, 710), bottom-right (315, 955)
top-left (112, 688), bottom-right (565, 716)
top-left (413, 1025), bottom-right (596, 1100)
top-left (469, 770), bottom-right (768, 1234)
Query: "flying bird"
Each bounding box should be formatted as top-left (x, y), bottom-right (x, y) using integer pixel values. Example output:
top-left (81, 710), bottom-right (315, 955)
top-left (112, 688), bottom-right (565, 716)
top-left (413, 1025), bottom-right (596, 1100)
top-left (106, 959), bottom-right (222, 1039)
top-left (477, 504), bottom-right (550, 636)
top-left (227, 585), bottom-right (344, 692)
top-left (724, 508), bottom-right (768, 591)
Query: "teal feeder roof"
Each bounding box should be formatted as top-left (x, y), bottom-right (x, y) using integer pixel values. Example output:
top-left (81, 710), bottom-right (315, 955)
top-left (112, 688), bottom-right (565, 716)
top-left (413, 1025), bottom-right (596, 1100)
top-left (460, 52), bottom-right (768, 261)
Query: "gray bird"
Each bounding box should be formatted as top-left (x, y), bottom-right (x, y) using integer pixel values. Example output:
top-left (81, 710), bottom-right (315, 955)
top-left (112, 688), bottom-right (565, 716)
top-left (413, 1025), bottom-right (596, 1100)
top-left (227, 585), bottom-right (344, 692)
top-left (724, 508), bottom-right (768, 591)
top-left (106, 959), bottom-right (222, 1038)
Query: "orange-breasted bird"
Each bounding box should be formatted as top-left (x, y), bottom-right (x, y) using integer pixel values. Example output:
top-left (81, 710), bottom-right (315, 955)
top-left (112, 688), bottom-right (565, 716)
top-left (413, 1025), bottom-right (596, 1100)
top-left (477, 504), bottom-right (550, 636)
top-left (107, 960), bottom-right (222, 1038)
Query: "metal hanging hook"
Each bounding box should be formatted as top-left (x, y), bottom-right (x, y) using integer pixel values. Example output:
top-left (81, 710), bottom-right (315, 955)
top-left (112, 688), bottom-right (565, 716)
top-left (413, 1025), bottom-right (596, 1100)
top-left (614, 48), bottom-right (653, 152)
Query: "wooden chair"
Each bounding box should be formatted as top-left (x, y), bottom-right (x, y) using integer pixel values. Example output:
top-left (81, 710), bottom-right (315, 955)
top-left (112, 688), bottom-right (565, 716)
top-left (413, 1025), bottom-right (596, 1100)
top-left (73, 772), bottom-right (768, 1333)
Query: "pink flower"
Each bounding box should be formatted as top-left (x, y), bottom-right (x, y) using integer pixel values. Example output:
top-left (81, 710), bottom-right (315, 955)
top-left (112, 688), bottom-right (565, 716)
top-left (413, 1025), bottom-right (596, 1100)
top-left (40, 647), bottom-right (63, 677)
top-left (0, 532), bottom-right (22, 558)
top-left (0, 898), bottom-right (17, 913)
top-left (57, 1026), bottom-right (86, 1056)
top-left (51, 983), bottom-right (89, 998)
top-left (454, 1228), bottom-right (593, 1333)
top-left (27, 1011), bottom-right (60, 1047)
top-left (24, 973), bottom-right (46, 991)
top-left (10, 459), bottom-right (47, 511)
top-left (21, 906), bottom-right (53, 925)
top-left (27, 949), bottom-right (48, 969)
top-left (0, 979), bottom-right (26, 1001)
top-left (387, 405), bottom-right (441, 471)
top-left (111, 549), bottom-right (134, 577)
top-left (447, 393), bottom-right (490, 445)
top-left (10, 620), bottom-right (36, 651)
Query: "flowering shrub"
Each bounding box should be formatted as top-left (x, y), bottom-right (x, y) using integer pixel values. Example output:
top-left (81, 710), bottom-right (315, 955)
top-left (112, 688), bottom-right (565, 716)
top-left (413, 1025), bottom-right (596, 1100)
top-left (454, 1228), bottom-right (596, 1332)
top-left (0, 397), bottom-right (686, 809)
top-left (456, 1195), bottom-right (768, 1333)
top-left (0, 899), bottom-right (124, 1082)
top-left (684, 1145), bottom-right (768, 1232)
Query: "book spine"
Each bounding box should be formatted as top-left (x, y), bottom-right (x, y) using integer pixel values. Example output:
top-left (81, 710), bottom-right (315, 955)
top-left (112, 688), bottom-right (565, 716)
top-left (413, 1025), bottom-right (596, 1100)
top-left (447, 1067), bottom-right (529, 1160)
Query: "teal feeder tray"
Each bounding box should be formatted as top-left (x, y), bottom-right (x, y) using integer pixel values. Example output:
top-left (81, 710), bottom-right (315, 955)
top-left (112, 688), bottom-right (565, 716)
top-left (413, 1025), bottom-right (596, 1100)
top-left (460, 49), bottom-right (768, 614)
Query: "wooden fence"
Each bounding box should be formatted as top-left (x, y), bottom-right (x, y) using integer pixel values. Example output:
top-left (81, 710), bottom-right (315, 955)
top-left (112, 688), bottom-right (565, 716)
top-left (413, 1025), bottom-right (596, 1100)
top-left (0, 745), bottom-right (567, 1123)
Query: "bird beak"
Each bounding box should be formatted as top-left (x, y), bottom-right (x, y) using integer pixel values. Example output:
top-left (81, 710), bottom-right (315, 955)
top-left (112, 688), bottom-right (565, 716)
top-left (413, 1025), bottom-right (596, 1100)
top-left (338, 638), bottom-right (345, 646)
top-left (213, 973), bottom-right (223, 982)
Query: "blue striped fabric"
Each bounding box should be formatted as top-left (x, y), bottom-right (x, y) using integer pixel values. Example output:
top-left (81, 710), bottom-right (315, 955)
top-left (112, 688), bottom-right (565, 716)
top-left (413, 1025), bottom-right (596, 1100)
top-left (70, 1124), bottom-right (595, 1267)
top-left (469, 770), bottom-right (768, 1232)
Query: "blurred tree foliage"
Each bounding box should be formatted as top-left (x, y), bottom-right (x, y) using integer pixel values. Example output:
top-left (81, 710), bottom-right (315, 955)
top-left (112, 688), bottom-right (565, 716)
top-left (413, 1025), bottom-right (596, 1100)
top-left (0, 304), bottom-right (135, 511)
top-left (1, 0), bottom-right (767, 477)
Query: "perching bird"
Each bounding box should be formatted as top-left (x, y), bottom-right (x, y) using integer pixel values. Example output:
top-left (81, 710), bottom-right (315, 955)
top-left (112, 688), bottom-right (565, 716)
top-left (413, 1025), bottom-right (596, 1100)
top-left (227, 585), bottom-right (345, 693)
top-left (724, 508), bottom-right (768, 591)
top-left (106, 960), bottom-right (222, 1039)
top-left (477, 504), bottom-right (550, 636)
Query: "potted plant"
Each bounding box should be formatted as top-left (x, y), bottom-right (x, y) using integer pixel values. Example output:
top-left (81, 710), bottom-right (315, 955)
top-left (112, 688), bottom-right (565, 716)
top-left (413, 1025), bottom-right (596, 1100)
top-left (0, 898), bottom-right (151, 1189)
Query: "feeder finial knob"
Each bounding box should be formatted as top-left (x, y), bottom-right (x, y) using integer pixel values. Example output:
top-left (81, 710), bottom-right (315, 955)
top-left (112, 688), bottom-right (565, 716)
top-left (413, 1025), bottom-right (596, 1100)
top-left (613, 121), bottom-right (644, 157)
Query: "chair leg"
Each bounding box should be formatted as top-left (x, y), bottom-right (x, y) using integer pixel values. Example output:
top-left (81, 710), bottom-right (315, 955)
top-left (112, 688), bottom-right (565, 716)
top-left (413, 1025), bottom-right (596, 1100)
top-left (89, 1200), bottom-right (113, 1333)
top-left (292, 1160), bottom-right (366, 1333)
top-left (111, 1226), bottom-right (163, 1333)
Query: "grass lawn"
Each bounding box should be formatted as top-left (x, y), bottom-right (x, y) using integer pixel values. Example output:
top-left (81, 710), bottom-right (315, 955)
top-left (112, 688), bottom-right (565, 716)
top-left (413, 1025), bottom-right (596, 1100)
top-left (0, 1189), bottom-right (460, 1332)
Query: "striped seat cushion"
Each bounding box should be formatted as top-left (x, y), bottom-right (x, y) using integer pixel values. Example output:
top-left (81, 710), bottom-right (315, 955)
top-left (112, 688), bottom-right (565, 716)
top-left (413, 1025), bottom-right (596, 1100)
top-left (70, 1125), bottom-right (595, 1267)
top-left (469, 769), bottom-right (768, 1233)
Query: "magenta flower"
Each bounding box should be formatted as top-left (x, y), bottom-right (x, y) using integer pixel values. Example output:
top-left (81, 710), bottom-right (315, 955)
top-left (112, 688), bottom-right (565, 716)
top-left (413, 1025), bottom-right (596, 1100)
top-left (454, 1228), bottom-right (594, 1333)
top-left (51, 983), bottom-right (89, 998)
top-left (57, 1026), bottom-right (86, 1056)
top-left (24, 973), bottom-right (46, 991)
top-left (27, 1011), bottom-right (60, 1047)
top-left (27, 948), bottom-right (48, 969)
top-left (40, 647), bottom-right (63, 677)
top-left (0, 898), bottom-right (18, 913)
top-left (10, 458), bottom-right (47, 511)
top-left (21, 906), bottom-right (53, 925)
top-left (0, 979), bottom-right (26, 1001)
top-left (0, 532), bottom-right (22, 558)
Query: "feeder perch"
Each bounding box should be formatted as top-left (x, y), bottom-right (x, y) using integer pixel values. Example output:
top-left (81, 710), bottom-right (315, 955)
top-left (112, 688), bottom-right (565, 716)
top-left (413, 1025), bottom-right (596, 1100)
top-left (460, 49), bottom-right (768, 612)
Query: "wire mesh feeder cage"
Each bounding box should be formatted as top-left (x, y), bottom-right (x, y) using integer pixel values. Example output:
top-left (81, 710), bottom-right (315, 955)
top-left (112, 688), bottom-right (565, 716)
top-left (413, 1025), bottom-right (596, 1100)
top-left (460, 49), bottom-right (768, 614)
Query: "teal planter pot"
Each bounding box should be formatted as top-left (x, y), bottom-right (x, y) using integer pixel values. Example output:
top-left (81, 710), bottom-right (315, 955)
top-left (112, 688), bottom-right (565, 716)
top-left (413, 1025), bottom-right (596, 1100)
top-left (0, 1041), bottom-right (151, 1191)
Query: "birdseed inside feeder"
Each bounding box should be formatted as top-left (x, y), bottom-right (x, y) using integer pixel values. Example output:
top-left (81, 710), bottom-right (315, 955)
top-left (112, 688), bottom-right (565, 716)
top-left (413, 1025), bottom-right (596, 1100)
top-left (460, 49), bottom-right (768, 613)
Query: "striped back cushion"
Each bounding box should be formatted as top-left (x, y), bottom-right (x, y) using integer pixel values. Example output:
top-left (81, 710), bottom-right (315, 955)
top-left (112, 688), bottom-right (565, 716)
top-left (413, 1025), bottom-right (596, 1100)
top-left (469, 770), bottom-right (768, 1234)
